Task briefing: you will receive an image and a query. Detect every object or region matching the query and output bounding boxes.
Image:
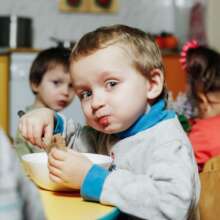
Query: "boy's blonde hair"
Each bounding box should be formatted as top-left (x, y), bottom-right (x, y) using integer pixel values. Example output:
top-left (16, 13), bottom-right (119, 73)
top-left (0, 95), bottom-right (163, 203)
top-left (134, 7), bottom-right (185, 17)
top-left (71, 24), bottom-right (167, 100)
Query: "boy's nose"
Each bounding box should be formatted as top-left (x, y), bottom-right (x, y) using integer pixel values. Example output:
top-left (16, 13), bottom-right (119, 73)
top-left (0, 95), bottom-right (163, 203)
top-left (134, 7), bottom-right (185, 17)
top-left (61, 84), bottom-right (69, 95)
top-left (91, 93), bottom-right (105, 112)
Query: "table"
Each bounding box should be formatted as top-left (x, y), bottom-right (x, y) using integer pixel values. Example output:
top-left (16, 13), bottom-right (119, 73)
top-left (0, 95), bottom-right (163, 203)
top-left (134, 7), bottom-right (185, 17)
top-left (39, 189), bottom-right (119, 220)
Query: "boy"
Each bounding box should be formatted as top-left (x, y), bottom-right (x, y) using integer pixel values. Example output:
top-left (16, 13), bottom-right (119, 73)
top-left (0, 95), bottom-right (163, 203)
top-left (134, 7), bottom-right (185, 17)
top-left (15, 47), bottom-right (75, 157)
top-left (19, 25), bottom-right (200, 219)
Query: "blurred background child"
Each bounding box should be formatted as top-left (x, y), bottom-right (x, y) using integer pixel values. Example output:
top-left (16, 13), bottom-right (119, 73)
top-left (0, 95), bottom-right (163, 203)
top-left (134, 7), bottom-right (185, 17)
top-left (181, 41), bottom-right (220, 171)
top-left (0, 128), bottom-right (45, 220)
top-left (15, 47), bottom-right (75, 157)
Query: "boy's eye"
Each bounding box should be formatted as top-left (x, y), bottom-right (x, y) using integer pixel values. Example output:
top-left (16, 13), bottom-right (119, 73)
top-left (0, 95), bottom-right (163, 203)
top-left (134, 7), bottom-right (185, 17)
top-left (79, 90), bottom-right (92, 100)
top-left (106, 81), bottom-right (118, 89)
top-left (52, 80), bottom-right (62, 86)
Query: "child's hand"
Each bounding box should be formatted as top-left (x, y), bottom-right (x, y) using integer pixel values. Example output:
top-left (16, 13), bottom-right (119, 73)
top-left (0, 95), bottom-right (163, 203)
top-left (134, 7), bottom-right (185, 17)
top-left (48, 148), bottom-right (93, 189)
top-left (18, 108), bottom-right (54, 148)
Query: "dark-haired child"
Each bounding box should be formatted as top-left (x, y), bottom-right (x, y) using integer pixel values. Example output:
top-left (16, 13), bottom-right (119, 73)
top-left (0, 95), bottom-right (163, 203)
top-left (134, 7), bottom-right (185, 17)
top-left (181, 41), bottom-right (220, 171)
top-left (15, 47), bottom-right (75, 157)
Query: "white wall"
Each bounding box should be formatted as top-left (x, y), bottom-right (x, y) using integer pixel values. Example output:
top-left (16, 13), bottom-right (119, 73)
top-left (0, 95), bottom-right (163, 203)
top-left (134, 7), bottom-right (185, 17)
top-left (0, 0), bottom-right (176, 48)
top-left (207, 0), bottom-right (220, 52)
top-left (2, 0), bottom-right (218, 50)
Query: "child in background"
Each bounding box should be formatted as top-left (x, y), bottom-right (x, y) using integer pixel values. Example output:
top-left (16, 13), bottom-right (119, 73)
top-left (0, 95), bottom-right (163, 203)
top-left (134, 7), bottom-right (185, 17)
top-left (181, 41), bottom-right (220, 171)
top-left (0, 128), bottom-right (45, 220)
top-left (19, 25), bottom-right (200, 219)
top-left (15, 47), bottom-right (75, 157)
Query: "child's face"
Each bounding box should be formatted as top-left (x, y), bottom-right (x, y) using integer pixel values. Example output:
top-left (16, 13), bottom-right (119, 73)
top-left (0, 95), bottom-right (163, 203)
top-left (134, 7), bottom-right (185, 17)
top-left (71, 45), bottom-right (151, 134)
top-left (32, 64), bottom-right (75, 111)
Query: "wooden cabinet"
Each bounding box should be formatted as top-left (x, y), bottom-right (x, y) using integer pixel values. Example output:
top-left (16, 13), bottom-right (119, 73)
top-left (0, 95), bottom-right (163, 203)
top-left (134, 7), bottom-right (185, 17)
top-left (0, 54), bottom-right (9, 134)
top-left (0, 49), bottom-right (39, 136)
top-left (163, 54), bottom-right (187, 98)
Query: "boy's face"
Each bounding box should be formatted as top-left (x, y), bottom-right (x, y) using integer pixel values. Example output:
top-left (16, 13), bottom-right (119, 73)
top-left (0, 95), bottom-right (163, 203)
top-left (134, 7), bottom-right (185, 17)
top-left (32, 64), bottom-right (75, 111)
top-left (71, 45), bottom-right (151, 134)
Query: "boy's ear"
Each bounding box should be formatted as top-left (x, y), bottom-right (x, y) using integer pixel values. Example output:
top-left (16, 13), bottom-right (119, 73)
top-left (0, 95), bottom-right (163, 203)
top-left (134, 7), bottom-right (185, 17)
top-left (31, 82), bottom-right (39, 93)
top-left (146, 69), bottom-right (164, 100)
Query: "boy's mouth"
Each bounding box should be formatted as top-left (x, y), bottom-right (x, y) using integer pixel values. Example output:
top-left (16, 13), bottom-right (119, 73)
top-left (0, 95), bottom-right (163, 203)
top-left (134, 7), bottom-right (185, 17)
top-left (98, 116), bottom-right (109, 127)
top-left (57, 100), bottom-right (68, 107)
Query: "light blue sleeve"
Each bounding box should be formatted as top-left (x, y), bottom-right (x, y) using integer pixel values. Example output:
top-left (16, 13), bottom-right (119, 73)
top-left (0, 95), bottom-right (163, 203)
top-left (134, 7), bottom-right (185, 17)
top-left (81, 164), bottom-right (109, 201)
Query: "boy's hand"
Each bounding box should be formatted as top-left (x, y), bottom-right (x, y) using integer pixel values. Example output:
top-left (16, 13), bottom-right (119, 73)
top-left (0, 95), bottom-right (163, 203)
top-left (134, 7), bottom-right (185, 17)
top-left (48, 148), bottom-right (93, 189)
top-left (18, 108), bottom-right (54, 148)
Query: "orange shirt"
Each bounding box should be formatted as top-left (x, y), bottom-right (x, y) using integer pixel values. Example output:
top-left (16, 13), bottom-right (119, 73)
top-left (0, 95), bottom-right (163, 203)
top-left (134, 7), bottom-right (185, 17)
top-left (189, 115), bottom-right (220, 168)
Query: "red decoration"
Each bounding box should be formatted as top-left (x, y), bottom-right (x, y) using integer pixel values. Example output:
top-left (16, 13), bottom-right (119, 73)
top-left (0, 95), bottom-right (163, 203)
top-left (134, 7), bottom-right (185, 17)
top-left (180, 40), bottom-right (199, 70)
top-left (66, 0), bottom-right (81, 7)
top-left (95, 0), bottom-right (112, 9)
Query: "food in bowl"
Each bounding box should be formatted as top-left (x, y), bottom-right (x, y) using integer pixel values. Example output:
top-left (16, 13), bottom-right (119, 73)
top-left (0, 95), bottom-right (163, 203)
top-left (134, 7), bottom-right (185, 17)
top-left (46, 134), bottom-right (66, 152)
top-left (22, 152), bottom-right (112, 191)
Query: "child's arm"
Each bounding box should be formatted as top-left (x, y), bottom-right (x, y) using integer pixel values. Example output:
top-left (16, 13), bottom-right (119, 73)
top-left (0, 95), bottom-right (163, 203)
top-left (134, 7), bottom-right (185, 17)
top-left (18, 108), bottom-right (101, 153)
top-left (48, 142), bottom-right (198, 219)
top-left (48, 136), bottom-right (199, 219)
top-left (81, 140), bottom-right (199, 219)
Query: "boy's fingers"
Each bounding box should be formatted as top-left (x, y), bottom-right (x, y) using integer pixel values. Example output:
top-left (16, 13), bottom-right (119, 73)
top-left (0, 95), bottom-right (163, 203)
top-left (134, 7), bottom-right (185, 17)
top-left (48, 152), bottom-right (64, 168)
top-left (48, 164), bottom-right (62, 177)
top-left (19, 118), bottom-right (27, 136)
top-left (49, 172), bottom-right (63, 183)
top-left (26, 125), bottom-right (35, 145)
top-left (50, 148), bottom-right (66, 160)
top-left (20, 118), bottom-right (33, 144)
top-left (33, 125), bottom-right (45, 148)
top-left (43, 124), bottom-right (53, 147)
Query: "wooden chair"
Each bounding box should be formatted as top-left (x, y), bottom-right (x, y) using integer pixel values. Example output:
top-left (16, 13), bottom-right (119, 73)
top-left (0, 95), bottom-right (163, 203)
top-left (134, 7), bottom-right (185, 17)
top-left (199, 156), bottom-right (220, 220)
